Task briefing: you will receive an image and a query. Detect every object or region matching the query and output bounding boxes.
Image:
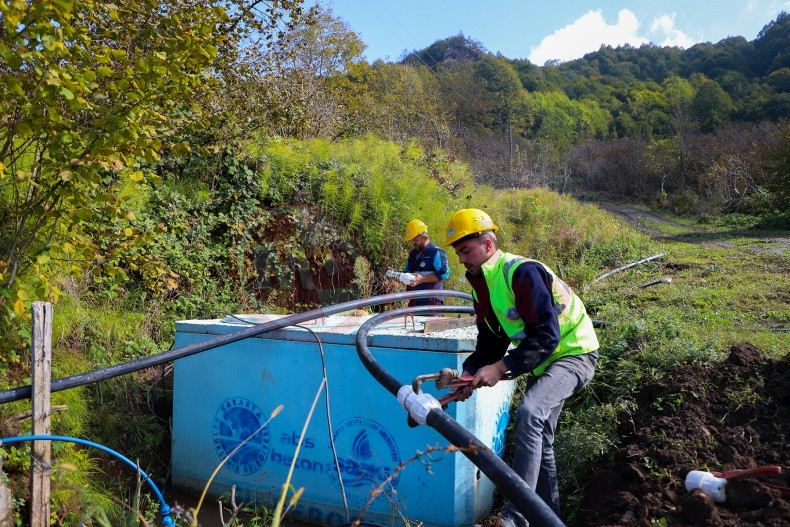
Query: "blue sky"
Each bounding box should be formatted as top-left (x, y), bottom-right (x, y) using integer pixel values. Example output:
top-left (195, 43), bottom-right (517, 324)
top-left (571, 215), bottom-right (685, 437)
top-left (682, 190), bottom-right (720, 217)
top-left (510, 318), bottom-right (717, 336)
top-left (314, 0), bottom-right (789, 64)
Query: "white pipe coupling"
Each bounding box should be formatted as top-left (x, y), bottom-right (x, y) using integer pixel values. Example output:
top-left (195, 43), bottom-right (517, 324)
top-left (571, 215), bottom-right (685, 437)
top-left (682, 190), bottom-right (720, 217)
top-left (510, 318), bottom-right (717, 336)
top-left (397, 385), bottom-right (441, 425)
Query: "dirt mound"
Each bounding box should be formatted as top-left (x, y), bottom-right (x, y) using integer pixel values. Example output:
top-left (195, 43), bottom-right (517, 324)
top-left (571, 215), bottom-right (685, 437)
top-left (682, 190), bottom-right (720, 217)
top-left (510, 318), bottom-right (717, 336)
top-left (573, 344), bottom-right (790, 526)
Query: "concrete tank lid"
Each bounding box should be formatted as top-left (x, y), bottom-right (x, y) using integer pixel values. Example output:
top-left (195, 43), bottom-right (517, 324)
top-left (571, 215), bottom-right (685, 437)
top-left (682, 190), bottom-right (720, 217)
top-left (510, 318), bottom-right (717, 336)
top-left (174, 313), bottom-right (478, 352)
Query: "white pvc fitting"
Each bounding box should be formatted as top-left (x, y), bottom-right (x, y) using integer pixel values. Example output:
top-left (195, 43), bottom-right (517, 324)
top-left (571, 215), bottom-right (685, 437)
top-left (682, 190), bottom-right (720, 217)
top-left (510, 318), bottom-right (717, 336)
top-left (685, 470), bottom-right (727, 503)
top-left (396, 385), bottom-right (441, 425)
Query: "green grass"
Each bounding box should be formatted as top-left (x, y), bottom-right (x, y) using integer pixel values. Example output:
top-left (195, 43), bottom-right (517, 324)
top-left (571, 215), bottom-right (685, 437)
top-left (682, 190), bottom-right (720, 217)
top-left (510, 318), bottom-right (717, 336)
top-left (586, 233), bottom-right (788, 358)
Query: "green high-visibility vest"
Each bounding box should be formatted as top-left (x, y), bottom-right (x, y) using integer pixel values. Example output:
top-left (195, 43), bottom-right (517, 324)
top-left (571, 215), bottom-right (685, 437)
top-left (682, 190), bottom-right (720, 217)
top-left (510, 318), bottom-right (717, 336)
top-left (474, 251), bottom-right (599, 376)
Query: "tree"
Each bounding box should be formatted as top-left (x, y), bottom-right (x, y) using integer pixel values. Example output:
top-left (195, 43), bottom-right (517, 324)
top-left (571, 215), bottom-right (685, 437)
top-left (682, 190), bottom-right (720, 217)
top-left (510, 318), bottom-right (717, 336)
top-left (662, 76), bottom-right (697, 186)
top-left (435, 61), bottom-right (495, 134)
top-left (512, 59), bottom-right (549, 92)
top-left (765, 121), bottom-right (790, 208)
top-left (400, 34), bottom-right (486, 69)
top-left (264, 4), bottom-right (367, 138)
top-left (0, 0), bottom-right (305, 346)
top-left (474, 56), bottom-right (529, 156)
top-left (753, 12), bottom-right (790, 75)
top-left (622, 82), bottom-right (669, 139)
top-left (357, 63), bottom-right (451, 147)
top-left (692, 80), bottom-right (734, 133)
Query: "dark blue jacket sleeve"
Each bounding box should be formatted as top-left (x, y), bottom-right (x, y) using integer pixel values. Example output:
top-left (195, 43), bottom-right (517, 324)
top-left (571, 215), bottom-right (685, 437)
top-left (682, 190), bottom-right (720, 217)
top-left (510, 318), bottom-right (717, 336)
top-left (501, 262), bottom-right (561, 375)
top-left (462, 302), bottom-right (510, 374)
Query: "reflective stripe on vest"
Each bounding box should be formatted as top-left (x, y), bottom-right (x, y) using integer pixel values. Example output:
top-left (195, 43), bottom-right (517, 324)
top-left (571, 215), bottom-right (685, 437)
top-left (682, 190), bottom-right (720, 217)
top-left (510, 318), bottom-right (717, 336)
top-left (474, 251), bottom-right (599, 376)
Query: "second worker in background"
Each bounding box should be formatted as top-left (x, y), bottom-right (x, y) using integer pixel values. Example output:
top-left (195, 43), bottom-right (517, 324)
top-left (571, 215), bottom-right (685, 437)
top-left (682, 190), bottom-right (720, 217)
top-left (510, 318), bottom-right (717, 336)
top-left (400, 219), bottom-right (450, 307)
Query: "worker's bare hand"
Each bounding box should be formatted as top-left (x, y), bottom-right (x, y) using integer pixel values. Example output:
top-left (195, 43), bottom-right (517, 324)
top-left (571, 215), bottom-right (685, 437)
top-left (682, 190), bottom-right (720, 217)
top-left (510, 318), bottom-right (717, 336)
top-left (410, 274), bottom-right (423, 286)
top-left (451, 385), bottom-right (473, 402)
top-left (471, 362), bottom-right (507, 388)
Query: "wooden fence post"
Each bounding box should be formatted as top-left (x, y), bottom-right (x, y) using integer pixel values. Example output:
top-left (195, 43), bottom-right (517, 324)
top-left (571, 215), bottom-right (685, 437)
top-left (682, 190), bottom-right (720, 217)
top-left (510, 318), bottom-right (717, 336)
top-left (30, 301), bottom-right (52, 527)
top-left (0, 455), bottom-right (13, 527)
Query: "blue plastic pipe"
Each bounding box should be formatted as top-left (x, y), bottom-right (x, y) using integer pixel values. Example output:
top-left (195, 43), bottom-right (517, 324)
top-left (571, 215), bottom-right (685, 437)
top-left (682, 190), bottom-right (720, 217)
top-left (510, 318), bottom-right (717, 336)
top-left (0, 434), bottom-right (174, 526)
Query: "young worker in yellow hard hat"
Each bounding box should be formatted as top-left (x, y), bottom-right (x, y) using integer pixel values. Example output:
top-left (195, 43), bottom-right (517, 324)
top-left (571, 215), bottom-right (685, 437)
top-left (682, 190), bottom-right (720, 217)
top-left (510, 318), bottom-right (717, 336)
top-left (444, 208), bottom-right (599, 527)
top-left (390, 219), bottom-right (450, 307)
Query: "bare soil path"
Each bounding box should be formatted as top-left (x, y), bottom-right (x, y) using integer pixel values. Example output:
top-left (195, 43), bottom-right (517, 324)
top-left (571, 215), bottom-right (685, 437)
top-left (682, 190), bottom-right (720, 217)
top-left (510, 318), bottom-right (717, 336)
top-left (597, 202), bottom-right (790, 254)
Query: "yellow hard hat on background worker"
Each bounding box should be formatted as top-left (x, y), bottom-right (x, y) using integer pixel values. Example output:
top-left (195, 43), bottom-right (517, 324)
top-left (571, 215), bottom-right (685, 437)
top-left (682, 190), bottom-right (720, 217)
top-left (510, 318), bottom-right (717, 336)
top-left (445, 208), bottom-right (499, 246)
top-left (403, 219), bottom-right (429, 241)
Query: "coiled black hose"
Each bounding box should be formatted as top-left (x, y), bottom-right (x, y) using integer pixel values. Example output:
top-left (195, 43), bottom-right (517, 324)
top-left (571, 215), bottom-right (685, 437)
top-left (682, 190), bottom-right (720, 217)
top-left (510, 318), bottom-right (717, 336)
top-left (355, 305), bottom-right (566, 527)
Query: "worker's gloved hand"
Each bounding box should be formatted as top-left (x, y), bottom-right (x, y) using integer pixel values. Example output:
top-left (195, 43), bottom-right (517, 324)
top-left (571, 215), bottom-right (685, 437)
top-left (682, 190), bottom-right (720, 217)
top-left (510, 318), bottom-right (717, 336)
top-left (400, 273), bottom-right (415, 285)
top-left (436, 368), bottom-right (459, 389)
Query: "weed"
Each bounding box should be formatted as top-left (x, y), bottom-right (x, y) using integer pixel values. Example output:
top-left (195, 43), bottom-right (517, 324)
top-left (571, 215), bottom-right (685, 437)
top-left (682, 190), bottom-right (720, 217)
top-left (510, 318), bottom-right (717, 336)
top-left (49, 446), bottom-right (123, 526)
top-left (723, 377), bottom-right (765, 418)
top-left (352, 444), bottom-right (466, 526)
top-left (215, 487), bottom-right (274, 527)
top-left (556, 400), bottom-right (627, 492)
top-left (756, 210), bottom-right (790, 229)
top-left (650, 387), bottom-right (702, 414)
top-left (714, 213), bottom-right (761, 229)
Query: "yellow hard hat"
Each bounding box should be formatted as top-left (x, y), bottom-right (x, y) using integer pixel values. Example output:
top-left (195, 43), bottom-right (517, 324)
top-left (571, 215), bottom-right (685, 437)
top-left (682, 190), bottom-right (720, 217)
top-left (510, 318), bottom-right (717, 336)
top-left (445, 208), bottom-right (499, 246)
top-left (404, 219), bottom-right (428, 241)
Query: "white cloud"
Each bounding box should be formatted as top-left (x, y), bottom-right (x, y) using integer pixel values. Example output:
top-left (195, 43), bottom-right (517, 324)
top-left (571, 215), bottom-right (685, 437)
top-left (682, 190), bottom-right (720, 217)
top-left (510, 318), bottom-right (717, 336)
top-left (528, 8), bottom-right (701, 65)
top-left (528, 9), bottom-right (648, 65)
top-left (649, 13), bottom-right (696, 48)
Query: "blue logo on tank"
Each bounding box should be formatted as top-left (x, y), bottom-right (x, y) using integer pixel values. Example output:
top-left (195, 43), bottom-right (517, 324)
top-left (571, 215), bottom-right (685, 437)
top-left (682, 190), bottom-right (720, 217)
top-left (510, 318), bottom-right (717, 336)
top-left (492, 401), bottom-right (511, 458)
top-left (327, 417), bottom-right (401, 506)
top-left (212, 397), bottom-right (271, 475)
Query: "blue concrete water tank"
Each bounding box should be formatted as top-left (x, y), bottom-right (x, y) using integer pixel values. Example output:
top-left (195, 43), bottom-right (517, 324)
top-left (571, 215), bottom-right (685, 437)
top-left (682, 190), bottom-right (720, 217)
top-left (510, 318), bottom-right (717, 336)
top-left (171, 314), bottom-right (516, 527)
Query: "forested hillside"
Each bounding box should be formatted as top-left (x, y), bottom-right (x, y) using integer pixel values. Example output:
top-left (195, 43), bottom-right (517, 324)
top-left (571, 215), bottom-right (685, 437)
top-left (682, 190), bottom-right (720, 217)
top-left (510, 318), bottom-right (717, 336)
top-left (400, 13), bottom-right (789, 205)
top-left (0, 1), bottom-right (788, 525)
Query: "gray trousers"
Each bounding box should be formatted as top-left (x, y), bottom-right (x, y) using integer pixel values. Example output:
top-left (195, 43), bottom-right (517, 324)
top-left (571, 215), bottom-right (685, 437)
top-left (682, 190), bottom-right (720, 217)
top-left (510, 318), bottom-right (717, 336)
top-left (504, 351), bottom-right (598, 527)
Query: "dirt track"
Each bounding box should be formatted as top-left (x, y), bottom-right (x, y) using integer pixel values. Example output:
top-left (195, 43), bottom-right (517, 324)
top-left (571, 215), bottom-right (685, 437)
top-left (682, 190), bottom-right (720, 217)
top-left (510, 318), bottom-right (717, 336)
top-left (596, 203), bottom-right (709, 236)
top-left (597, 203), bottom-right (790, 254)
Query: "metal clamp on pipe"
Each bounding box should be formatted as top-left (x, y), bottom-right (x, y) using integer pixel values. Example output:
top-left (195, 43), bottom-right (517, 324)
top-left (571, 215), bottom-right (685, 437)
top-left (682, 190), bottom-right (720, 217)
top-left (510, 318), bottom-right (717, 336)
top-left (397, 385), bottom-right (442, 425)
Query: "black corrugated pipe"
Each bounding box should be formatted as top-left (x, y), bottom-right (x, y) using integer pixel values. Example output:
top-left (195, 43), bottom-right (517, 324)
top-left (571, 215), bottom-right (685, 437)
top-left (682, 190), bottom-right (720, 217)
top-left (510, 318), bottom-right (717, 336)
top-left (0, 290), bottom-right (472, 404)
top-left (355, 305), bottom-right (566, 527)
